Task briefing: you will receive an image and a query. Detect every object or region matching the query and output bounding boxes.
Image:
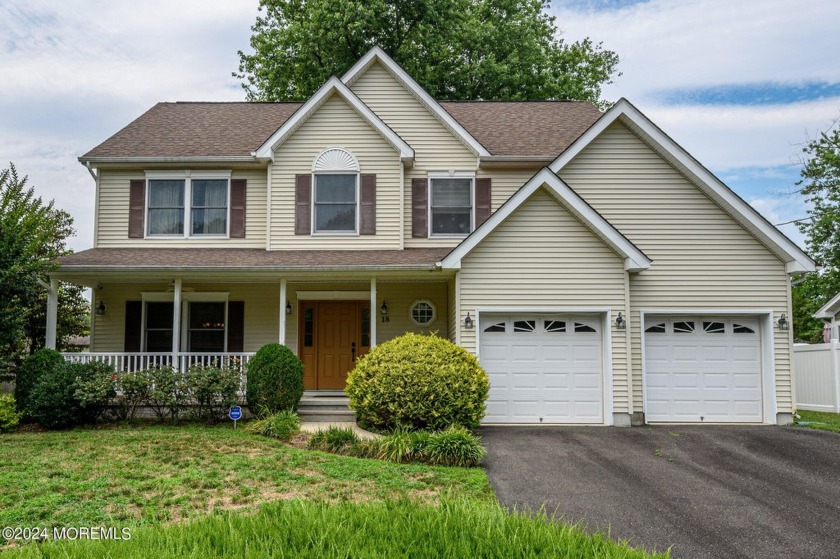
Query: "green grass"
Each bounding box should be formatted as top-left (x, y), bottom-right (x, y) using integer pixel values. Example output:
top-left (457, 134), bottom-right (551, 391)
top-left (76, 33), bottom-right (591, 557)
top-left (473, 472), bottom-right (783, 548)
top-left (0, 424), bottom-right (491, 535)
top-left (2, 499), bottom-right (667, 558)
top-left (796, 410), bottom-right (840, 433)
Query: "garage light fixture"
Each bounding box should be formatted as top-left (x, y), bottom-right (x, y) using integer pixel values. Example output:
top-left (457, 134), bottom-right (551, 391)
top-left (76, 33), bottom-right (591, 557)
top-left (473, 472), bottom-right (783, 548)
top-left (614, 312), bottom-right (626, 330)
top-left (464, 312), bottom-right (474, 329)
top-left (777, 313), bottom-right (789, 331)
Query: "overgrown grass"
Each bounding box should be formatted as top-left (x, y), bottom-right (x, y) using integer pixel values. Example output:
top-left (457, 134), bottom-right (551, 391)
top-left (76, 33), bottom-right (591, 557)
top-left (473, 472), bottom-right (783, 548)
top-left (796, 410), bottom-right (840, 433)
top-left (0, 424), bottom-right (491, 539)
top-left (3, 499), bottom-right (667, 558)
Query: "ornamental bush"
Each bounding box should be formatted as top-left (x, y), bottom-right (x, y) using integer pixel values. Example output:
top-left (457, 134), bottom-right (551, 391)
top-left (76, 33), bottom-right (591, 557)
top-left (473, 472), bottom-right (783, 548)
top-left (185, 364), bottom-right (240, 423)
top-left (27, 361), bottom-right (80, 429)
top-left (0, 394), bottom-right (21, 433)
top-left (424, 426), bottom-right (486, 467)
top-left (72, 360), bottom-right (117, 423)
top-left (246, 344), bottom-right (304, 416)
top-left (14, 348), bottom-right (65, 417)
top-left (246, 409), bottom-right (300, 442)
top-left (112, 370), bottom-right (152, 421)
top-left (145, 366), bottom-right (187, 422)
top-left (345, 333), bottom-right (489, 431)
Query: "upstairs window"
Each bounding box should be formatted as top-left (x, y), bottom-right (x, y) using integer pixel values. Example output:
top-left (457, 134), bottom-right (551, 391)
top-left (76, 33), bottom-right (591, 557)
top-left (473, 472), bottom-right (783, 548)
top-left (430, 177), bottom-right (472, 236)
top-left (314, 174), bottom-right (357, 233)
top-left (146, 173), bottom-right (230, 237)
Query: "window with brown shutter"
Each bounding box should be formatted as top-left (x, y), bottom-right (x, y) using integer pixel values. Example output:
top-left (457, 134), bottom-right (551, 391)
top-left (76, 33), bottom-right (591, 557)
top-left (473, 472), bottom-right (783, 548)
top-left (124, 301), bottom-right (142, 351)
top-left (295, 174), bottom-right (312, 235)
top-left (411, 178), bottom-right (428, 238)
top-left (128, 180), bottom-right (145, 238)
top-left (360, 174), bottom-right (376, 235)
top-left (229, 179), bottom-right (246, 238)
top-left (227, 301), bottom-right (245, 352)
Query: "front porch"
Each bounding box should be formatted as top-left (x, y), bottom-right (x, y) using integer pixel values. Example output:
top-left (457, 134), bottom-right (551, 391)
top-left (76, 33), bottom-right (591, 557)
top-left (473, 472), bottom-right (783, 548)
top-left (48, 273), bottom-right (454, 392)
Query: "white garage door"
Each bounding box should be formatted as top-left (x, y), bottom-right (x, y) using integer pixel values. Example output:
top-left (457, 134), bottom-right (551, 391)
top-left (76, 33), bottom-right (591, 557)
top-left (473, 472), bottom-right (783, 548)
top-left (644, 317), bottom-right (763, 423)
top-left (480, 314), bottom-right (603, 424)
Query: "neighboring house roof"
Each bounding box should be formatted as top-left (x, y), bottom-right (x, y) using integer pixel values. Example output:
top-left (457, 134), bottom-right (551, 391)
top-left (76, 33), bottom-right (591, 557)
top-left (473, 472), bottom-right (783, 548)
top-left (81, 102), bottom-right (303, 162)
top-left (342, 46), bottom-right (491, 157)
top-left (440, 101), bottom-right (601, 158)
top-left (440, 168), bottom-right (652, 273)
top-left (56, 248), bottom-right (450, 272)
top-left (253, 77), bottom-right (414, 164)
top-left (549, 98), bottom-right (816, 275)
top-left (815, 293), bottom-right (840, 319)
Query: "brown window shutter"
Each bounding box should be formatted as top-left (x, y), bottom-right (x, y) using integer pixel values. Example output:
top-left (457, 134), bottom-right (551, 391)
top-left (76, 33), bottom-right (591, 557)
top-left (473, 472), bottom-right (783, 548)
top-left (124, 301), bottom-right (142, 352)
top-left (128, 179), bottom-right (146, 238)
top-left (411, 178), bottom-right (428, 238)
top-left (475, 178), bottom-right (491, 227)
top-left (229, 179), bottom-right (246, 238)
top-left (360, 174), bottom-right (376, 235)
top-left (295, 174), bottom-right (312, 235)
top-left (227, 301), bottom-right (245, 352)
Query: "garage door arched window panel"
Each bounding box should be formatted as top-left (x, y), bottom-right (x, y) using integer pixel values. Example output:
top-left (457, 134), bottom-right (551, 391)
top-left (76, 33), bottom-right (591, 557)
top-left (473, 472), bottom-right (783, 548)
top-left (703, 321), bottom-right (726, 334)
top-left (544, 320), bottom-right (566, 333)
top-left (673, 321), bottom-right (695, 334)
top-left (733, 322), bottom-right (756, 334)
top-left (645, 322), bottom-right (666, 333)
top-left (409, 299), bottom-right (436, 326)
top-left (574, 322), bottom-right (597, 333)
top-left (513, 320), bottom-right (536, 333)
top-left (483, 321), bottom-right (506, 333)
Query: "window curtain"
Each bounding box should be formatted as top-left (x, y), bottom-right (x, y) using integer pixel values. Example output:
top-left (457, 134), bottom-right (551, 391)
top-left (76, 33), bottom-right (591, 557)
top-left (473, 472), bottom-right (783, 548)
top-left (148, 180), bottom-right (185, 235)
top-left (192, 179), bottom-right (227, 235)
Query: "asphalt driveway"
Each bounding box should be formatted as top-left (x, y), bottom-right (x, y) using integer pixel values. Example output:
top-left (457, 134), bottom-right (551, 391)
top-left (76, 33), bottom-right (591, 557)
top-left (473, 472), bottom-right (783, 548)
top-left (480, 425), bottom-right (840, 559)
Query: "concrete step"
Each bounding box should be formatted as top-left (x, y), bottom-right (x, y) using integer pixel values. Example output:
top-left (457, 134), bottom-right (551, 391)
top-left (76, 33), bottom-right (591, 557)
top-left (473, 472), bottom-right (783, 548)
top-left (299, 409), bottom-right (357, 423)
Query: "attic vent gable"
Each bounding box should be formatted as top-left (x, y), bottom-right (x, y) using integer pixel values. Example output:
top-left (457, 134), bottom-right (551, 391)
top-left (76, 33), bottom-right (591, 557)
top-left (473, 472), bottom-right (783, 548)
top-left (313, 148), bottom-right (359, 172)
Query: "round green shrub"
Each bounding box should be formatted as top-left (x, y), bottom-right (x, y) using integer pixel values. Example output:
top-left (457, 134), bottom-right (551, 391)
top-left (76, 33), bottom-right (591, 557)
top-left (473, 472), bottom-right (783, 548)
top-left (14, 348), bottom-right (64, 416)
top-left (345, 333), bottom-right (489, 431)
top-left (246, 344), bottom-right (304, 416)
top-left (27, 361), bottom-right (80, 429)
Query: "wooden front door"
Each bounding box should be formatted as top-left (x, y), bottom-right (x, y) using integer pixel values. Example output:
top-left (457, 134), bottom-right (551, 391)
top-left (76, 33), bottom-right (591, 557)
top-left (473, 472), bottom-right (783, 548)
top-left (299, 301), bottom-right (370, 390)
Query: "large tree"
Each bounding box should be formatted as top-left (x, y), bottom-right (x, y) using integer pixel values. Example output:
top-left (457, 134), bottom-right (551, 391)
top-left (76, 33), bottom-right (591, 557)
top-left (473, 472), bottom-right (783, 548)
top-left (235, 0), bottom-right (620, 105)
top-left (0, 164), bottom-right (88, 373)
top-left (794, 121), bottom-right (840, 342)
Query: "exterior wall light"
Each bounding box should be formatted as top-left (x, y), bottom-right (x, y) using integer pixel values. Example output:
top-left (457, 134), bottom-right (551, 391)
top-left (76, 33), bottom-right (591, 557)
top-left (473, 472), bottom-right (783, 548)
top-left (380, 300), bottom-right (389, 315)
top-left (286, 301), bottom-right (292, 315)
top-left (95, 301), bottom-right (107, 315)
top-left (614, 311), bottom-right (626, 330)
top-left (464, 312), bottom-right (474, 330)
top-left (777, 313), bottom-right (789, 331)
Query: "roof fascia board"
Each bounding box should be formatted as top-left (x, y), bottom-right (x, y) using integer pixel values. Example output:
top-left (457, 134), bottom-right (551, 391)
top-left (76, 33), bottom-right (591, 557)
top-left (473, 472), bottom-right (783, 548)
top-left (815, 292), bottom-right (840, 318)
top-left (254, 76), bottom-right (414, 163)
top-left (440, 168), bottom-right (651, 271)
top-left (78, 156), bottom-right (261, 164)
top-left (341, 47), bottom-right (491, 157)
top-left (549, 99), bottom-right (815, 274)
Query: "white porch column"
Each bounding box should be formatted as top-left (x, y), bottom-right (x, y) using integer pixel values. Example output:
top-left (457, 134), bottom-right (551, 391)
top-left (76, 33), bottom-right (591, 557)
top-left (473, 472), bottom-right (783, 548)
top-left (172, 279), bottom-right (182, 361)
top-left (370, 277), bottom-right (377, 347)
top-left (45, 278), bottom-right (58, 350)
top-left (279, 278), bottom-right (287, 346)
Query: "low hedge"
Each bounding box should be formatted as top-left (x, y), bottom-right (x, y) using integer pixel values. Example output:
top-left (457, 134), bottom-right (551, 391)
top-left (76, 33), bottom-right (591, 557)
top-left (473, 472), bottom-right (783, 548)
top-left (345, 333), bottom-right (489, 431)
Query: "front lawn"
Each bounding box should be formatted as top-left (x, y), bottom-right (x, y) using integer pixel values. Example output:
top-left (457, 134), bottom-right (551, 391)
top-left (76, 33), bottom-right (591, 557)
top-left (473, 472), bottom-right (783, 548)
top-left (3, 498), bottom-right (667, 559)
top-left (0, 424), bottom-right (490, 533)
top-left (796, 410), bottom-right (840, 433)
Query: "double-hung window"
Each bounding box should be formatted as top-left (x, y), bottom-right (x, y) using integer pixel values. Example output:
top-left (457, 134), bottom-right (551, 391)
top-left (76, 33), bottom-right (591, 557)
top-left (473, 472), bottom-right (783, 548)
top-left (146, 172), bottom-right (230, 237)
top-left (313, 174), bottom-right (358, 233)
top-left (430, 177), bottom-right (473, 236)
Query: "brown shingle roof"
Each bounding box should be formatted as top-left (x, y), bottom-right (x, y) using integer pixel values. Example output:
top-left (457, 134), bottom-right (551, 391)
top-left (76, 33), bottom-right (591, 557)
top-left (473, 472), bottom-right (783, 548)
top-left (80, 100), bottom-right (601, 160)
top-left (439, 101), bottom-right (602, 157)
top-left (82, 102), bottom-right (303, 159)
top-left (57, 248), bottom-right (450, 270)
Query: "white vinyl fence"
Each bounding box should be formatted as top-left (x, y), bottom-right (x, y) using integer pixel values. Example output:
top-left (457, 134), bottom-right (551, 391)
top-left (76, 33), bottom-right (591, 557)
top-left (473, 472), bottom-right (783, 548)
top-left (794, 342), bottom-right (840, 413)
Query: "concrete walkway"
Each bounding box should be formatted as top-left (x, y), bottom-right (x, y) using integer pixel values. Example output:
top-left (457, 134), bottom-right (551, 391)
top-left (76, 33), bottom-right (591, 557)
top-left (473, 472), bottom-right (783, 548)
top-left (299, 421), bottom-right (380, 440)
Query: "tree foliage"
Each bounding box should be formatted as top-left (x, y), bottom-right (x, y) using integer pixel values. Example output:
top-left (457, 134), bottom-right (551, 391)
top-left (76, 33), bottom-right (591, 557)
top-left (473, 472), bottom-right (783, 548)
top-left (235, 0), bottom-right (620, 105)
top-left (794, 122), bottom-right (840, 341)
top-left (0, 164), bottom-right (88, 372)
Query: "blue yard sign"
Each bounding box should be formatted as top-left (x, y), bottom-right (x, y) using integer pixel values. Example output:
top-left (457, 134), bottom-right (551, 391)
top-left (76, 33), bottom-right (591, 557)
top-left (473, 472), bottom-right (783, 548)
top-left (229, 406), bottom-right (242, 428)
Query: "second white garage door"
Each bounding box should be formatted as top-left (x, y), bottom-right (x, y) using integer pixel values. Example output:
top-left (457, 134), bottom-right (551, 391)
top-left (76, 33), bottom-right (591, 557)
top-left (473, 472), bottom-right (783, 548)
top-left (644, 317), bottom-right (763, 423)
top-left (480, 314), bottom-right (603, 424)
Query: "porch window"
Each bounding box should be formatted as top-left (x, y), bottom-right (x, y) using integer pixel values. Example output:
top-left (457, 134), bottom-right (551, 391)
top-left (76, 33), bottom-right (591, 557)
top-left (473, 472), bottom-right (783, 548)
top-left (144, 302), bottom-right (174, 352)
top-left (188, 302), bottom-right (226, 352)
top-left (314, 174), bottom-right (357, 233)
top-left (430, 178), bottom-right (472, 236)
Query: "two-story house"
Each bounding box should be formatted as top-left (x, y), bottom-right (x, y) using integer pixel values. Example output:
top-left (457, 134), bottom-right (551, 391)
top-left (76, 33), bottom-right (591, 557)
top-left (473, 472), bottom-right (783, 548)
top-left (49, 47), bottom-right (814, 426)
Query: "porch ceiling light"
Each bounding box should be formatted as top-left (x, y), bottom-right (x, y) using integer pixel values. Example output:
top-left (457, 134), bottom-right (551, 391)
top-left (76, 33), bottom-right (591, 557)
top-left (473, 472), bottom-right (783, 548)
top-left (777, 313), bottom-right (789, 331)
top-left (464, 312), bottom-right (474, 330)
top-left (95, 301), bottom-right (106, 315)
top-left (614, 311), bottom-right (626, 330)
top-left (380, 300), bottom-right (388, 315)
top-left (286, 301), bottom-right (293, 315)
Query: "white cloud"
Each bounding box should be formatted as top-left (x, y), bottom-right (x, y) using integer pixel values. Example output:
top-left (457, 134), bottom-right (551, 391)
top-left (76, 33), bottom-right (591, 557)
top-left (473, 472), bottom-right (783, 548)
top-left (749, 196), bottom-right (809, 249)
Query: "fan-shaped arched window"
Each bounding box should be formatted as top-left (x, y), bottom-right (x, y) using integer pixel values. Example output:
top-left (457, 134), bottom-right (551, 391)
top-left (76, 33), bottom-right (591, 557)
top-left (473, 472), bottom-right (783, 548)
top-left (312, 148), bottom-right (359, 233)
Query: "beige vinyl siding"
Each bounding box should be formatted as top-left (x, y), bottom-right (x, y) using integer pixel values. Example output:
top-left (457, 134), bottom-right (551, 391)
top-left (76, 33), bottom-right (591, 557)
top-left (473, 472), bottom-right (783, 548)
top-left (269, 94), bottom-right (402, 250)
top-left (91, 283), bottom-right (278, 352)
top-left (457, 189), bottom-right (630, 412)
top-left (282, 281), bottom-right (448, 352)
top-left (558, 122), bottom-right (793, 413)
top-left (349, 62), bottom-right (479, 249)
top-left (476, 168), bottom-right (542, 213)
top-left (96, 170), bottom-right (267, 248)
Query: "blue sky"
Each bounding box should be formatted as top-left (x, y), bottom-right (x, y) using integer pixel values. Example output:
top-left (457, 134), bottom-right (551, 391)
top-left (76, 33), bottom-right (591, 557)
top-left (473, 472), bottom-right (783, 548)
top-left (1, 0), bottom-right (839, 252)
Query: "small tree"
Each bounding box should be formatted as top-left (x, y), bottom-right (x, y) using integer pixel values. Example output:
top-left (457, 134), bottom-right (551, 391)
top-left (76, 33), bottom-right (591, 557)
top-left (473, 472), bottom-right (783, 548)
top-left (246, 344), bottom-right (305, 416)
